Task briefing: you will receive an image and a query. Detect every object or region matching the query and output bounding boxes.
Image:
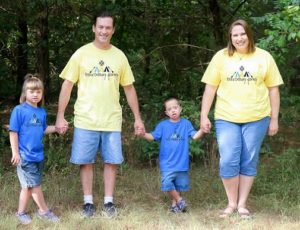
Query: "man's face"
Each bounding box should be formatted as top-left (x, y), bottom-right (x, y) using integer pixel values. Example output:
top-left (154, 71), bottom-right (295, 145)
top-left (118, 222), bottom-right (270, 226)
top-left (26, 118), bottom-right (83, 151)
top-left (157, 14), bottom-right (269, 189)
top-left (93, 17), bottom-right (115, 48)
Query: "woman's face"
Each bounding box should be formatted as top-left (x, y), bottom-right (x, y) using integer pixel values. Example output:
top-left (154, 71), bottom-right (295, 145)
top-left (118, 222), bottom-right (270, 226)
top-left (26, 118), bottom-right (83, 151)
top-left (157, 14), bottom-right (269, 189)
top-left (231, 25), bottom-right (249, 54)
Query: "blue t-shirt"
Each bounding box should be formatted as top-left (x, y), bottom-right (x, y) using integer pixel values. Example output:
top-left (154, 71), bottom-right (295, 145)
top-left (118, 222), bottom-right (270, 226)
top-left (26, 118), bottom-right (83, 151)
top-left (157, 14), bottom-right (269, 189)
top-left (151, 118), bottom-right (197, 172)
top-left (9, 102), bottom-right (47, 162)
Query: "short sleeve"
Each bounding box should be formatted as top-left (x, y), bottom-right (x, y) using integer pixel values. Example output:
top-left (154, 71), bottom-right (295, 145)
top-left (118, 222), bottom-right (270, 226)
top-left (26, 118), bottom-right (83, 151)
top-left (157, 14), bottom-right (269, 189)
top-left (186, 120), bottom-right (197, 138)
top-left (9, 106), bottom-right (21, 132)
top-left (264, 53), bottom-right (284, 87)
top-left (119, 53), bottom-right (135, 86)
top-left (59, 51), bottom-right (81, 84)
top-left (151, 122), bottom-right (163, 141)
top-left (201, 50), bottom-right (223, 86)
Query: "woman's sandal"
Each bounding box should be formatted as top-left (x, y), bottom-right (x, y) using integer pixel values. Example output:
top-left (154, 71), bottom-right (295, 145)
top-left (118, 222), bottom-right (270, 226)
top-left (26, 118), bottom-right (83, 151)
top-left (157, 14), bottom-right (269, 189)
top-left (219, 206), bottom-right (236, 218)
top-left (237, 207), bottom-right (252, 219)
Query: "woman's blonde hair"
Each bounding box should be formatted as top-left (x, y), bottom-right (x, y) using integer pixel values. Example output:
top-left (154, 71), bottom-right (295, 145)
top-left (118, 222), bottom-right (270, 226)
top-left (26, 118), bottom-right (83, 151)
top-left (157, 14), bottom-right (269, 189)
top-left (227, 19), bottom-right (255, 56)
top-left (19, 73), bottom-right (44, 107)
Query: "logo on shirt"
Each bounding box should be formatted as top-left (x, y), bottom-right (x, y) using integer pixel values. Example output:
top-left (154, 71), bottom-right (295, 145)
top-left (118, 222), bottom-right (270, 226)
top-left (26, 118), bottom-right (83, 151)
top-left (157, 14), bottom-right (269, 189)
top-left (227, 65), bottom-right (257, 84)
top-left (26, 114), bottom-right (42, 127)
top-left (85, 60), bottom-right (118, 79)
top-left (167, 126), bottom-right (184, 141)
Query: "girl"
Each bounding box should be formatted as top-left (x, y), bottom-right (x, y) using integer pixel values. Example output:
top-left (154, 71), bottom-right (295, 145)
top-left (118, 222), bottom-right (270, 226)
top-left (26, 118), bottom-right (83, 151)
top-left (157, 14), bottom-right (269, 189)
top-left (9, 74), bottom-right (59, 224)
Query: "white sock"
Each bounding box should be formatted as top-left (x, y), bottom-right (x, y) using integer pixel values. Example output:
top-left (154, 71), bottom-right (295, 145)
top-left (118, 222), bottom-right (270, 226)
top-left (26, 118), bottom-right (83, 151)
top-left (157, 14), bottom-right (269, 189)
top-left (104, 196), bottom-right (113, 204)
top-left (84, 195), bottom-right (93, 204)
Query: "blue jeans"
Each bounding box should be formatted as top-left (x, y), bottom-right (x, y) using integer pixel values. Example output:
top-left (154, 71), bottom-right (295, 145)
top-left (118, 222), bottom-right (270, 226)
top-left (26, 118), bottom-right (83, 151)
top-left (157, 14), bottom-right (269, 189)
top-left (215, 117), bottom-right (270, 178)
top-left (17, 158), bottom-right (44, 188)
top-left (70, 127), bottom-right (123, 165)
top-left (160, 171), bottom-right (190, 192)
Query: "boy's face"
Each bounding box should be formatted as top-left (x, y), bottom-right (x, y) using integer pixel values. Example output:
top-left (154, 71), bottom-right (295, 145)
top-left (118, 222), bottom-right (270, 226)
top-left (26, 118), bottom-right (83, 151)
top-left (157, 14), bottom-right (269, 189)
top-left (165, 99), bottom-right (182, 121)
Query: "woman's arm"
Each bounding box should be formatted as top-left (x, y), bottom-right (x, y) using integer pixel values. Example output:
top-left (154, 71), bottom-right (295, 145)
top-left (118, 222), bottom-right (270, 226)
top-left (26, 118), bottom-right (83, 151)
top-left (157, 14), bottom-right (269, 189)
top-left (268, 86), bottom-right (280, 136)
top-left (200, 84), bottom-right (218, 133)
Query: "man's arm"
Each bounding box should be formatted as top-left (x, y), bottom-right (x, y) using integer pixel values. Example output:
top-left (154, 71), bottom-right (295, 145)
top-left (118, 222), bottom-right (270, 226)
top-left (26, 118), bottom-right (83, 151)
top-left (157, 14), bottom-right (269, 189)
top-left (55, 79), bottom-right (74, 134)
top-left (123, 84), bottom-right (145, 135)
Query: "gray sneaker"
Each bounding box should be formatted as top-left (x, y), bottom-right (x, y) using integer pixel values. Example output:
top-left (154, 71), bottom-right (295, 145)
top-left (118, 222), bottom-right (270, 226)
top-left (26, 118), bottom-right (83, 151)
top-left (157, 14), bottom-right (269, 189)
top-left (102, 202), bottom-right (118, 218)
top-left (36, 209), bottom-right (60, 222)
top-left (177, 199), bottom-right (187, 212)
top-left (170, 205), bottom-right (180, 213)
top-left (82, 203), bottom-right (96, 217)
top-left (16, 212), bottom-right (32, 225)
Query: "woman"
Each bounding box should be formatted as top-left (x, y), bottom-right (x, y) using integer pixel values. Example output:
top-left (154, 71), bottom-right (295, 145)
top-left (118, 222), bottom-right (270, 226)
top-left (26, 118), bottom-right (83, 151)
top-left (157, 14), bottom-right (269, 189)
top-left (200, 19), bottom-right (283, 218)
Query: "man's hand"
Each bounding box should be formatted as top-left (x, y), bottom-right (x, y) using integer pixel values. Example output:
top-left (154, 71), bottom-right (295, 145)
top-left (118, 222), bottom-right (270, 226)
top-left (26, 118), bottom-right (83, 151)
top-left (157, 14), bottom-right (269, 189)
top-left (134, 119), bottom-right (145, 136)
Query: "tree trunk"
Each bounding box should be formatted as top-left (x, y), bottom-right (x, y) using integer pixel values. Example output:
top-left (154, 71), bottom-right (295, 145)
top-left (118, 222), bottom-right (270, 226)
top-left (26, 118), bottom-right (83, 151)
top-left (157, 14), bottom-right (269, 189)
top-left (36, 2), bottom-right (50, 103)
top-left (208, 0), bottom-right (224, 47)
top-left (16, 1), bottom-right (28, 102)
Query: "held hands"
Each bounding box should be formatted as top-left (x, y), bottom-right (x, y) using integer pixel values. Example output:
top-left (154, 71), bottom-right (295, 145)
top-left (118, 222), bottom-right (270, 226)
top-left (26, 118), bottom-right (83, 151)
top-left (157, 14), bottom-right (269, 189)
top-left (200, 116), bottom-right (212, 133)
top-left (55, 117), bottom-right (69, 134)
top-left (134, 119), bottom-right (145, 136)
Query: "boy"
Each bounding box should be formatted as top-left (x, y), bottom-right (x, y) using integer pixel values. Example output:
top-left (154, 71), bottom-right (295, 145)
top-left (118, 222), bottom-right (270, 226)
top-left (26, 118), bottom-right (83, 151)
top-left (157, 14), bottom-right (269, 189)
top-left (140, 97), bottom-right (203, 213)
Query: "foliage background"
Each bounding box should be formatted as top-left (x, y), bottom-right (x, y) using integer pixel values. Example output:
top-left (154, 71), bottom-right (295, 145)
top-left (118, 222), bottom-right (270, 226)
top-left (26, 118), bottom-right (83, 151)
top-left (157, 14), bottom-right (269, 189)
top-left (0, 1), bottom-right (300, 228)
top-left (0, 0), bottom-right (299, 170)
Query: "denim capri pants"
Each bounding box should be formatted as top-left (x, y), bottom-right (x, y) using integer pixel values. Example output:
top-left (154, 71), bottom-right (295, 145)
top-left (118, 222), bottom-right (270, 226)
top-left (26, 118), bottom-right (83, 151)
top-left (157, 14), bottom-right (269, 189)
top-left (215, 117), bottom-right (270, 178)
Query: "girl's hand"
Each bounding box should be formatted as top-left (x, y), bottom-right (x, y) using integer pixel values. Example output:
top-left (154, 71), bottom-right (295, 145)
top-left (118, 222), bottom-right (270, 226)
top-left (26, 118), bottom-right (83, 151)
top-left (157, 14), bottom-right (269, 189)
top-left (11, 153), bottom-right (20, 166)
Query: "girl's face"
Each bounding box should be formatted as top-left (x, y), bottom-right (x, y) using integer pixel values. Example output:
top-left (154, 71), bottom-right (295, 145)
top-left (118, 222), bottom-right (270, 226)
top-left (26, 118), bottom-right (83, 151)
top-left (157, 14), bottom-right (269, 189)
top-left (165, 99), bottom-right (182, 122)
top-left (231, 25), bottom-right (249, 54)
top-left (25, 88), bottom-right (43, 107)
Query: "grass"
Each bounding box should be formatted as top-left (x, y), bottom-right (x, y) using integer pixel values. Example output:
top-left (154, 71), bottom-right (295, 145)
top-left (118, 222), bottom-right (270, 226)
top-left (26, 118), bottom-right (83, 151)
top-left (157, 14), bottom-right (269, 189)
top-left (0, 161), bottom-right (299, 230)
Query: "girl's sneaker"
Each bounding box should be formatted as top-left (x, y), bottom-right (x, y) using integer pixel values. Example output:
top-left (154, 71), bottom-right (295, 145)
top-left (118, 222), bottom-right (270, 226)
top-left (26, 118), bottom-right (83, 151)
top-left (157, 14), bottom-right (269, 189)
top-left (36, 209), bottom-right (60, 222)
top-left (16, 212), bottom-right (32, 225)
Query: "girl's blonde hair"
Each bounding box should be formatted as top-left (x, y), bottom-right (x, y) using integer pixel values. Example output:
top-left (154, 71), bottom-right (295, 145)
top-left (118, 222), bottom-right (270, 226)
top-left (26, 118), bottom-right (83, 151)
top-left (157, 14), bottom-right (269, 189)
top-left (227, 19), bottom-right (255, 56)
top-left (19, 73), bottom-right (44, 107)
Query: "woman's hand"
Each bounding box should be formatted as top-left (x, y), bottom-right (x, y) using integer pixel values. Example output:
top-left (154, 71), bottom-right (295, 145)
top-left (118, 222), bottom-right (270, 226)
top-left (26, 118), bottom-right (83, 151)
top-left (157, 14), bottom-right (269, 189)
top-left (268, 117), bottom-right (279, 136)
top-left (201, 116), bottom-right (212, 133)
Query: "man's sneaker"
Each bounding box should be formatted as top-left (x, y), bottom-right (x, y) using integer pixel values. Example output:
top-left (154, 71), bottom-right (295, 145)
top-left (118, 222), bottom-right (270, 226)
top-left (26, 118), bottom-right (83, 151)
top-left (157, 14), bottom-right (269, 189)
top-left (16, 212), bottom-right (32, 225)
top-left (82, 203), bottom-right (96, 217)
top-left (177, 199), bottom-right (187, 212)
top-left (170, 205), bottom-right (180, 213)
top-left (102, 202), bottom-right (118, 218)
top-left (36, 209), bottom-right (60, 222)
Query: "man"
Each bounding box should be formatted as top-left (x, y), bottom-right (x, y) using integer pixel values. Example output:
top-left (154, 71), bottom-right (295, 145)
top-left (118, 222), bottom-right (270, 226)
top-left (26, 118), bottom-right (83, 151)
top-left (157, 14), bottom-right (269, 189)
top-left (55, 11), bottom-right (145, 218)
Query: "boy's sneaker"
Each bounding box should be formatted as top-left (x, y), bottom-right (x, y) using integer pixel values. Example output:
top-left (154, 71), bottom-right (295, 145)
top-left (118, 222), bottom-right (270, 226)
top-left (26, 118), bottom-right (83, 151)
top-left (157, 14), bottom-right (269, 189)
top-left (102, 202), bottom-right (118, 218)
top-left (170, 205), bottom-right (180, 213)
top-left (82, 203), bottom-right (96, 217)
top-left (16, 212), bottom-right (32, 225)
top-left (177, 199), bottom-right (187, 212)
top-left (36, 209), bottom-right (60, 222)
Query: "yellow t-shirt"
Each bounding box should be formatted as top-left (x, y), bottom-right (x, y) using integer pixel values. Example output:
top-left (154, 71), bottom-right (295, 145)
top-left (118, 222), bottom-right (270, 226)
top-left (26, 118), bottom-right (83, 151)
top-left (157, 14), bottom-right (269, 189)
top-left (60, 43), bottom-right (135, 131)
top-left (201, 47), bottom-right (284, 123)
